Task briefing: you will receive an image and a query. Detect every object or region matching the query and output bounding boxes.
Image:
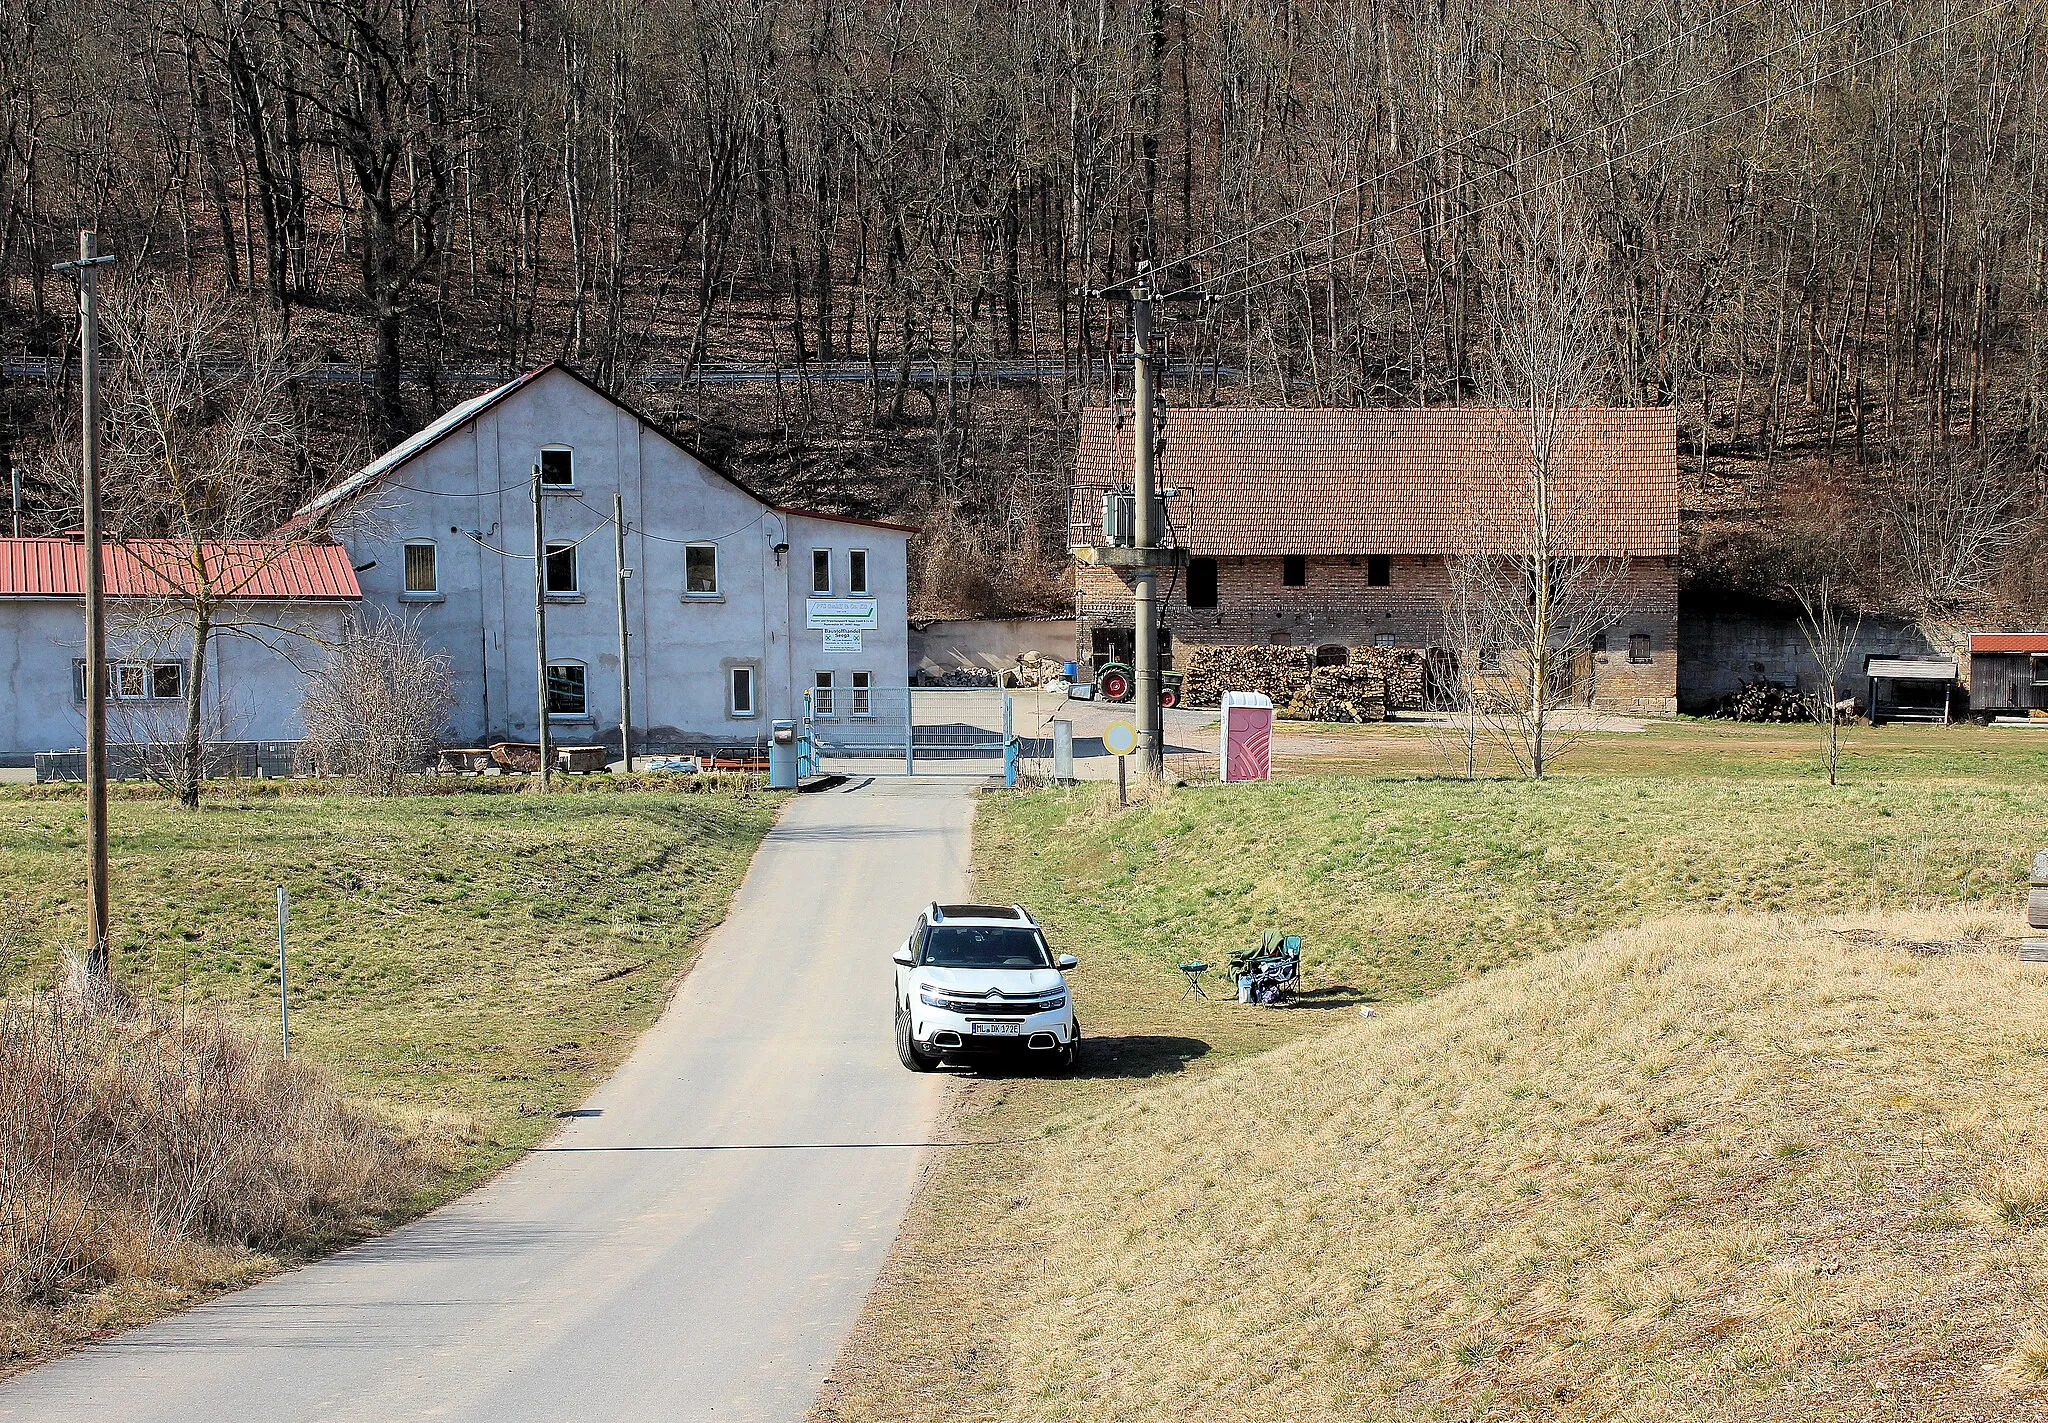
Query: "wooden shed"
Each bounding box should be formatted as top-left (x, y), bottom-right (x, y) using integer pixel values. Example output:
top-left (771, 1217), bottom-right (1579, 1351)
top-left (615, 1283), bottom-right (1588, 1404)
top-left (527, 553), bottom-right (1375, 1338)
top-left (1968, 633), bottom-right (2048, 719)
top-left (1865, 655), bottom-right (1958, 725)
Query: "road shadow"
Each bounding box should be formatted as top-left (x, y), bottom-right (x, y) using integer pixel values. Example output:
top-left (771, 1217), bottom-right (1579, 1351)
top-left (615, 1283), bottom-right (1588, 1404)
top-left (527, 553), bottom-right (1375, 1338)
top-left (943, 1034), bottom-right (1209, 1080)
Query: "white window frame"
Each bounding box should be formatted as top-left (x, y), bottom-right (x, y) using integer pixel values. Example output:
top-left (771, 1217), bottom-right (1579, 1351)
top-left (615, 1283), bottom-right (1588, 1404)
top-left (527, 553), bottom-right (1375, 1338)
top-left (728, 665), bottom-right (757, 718)
top-left (813, 670), bottom-right (836, 718)
top-left (403, 539), bottom-right (440, 596)
top-left (1374, 633), bottom-right (1396, 649)
top-left (538, 445), bottom-right (576, 488)
top-left (850, 670), bottom-right (873, 718)
top-left (546, 661), bottom-right (589, 719)
top-left (544, 540), bottom-right (580, 596)
top-left (848, 548), bottom-right (870, 596)
top-left (114, 662), bottom-right (151, 700)
top-left (684, 542), bottom-right (719, 597)
top-left (812, 548), bottom-right (833, 595)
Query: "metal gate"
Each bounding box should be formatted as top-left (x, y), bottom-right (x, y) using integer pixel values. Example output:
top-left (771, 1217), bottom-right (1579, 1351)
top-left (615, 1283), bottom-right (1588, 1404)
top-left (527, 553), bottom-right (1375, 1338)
top-left (800, 685), bottom-right (1014, 778)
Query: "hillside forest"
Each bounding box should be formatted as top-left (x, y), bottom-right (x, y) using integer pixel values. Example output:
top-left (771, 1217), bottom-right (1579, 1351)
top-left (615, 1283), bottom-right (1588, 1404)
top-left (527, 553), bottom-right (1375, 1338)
top-left (1, 0), bottom-right (2044, 623)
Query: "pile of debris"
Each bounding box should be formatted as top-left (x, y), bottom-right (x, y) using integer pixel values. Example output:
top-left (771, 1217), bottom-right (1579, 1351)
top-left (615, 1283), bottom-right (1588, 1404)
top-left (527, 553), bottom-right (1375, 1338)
top-left (1002, 651), bottom-right (1069, 688)
top-left (1179, 645), bottom-right (1314, 708)
top-left (1709, 680), bottom-right (1818, 722)
top-left (1285, 664), bottom-right (1387, 722)
top-left (921, 665), bottom-right (998, 688)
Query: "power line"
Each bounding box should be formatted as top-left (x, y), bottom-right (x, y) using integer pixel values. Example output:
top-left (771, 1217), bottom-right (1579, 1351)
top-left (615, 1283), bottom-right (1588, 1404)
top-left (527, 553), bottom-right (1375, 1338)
top-left (1153, 0), bottom-right (1770, 279)
top-left (1219, 0), bottom-right (2012, 305)
top-left (1164, 0), bottom-right (1909, 302)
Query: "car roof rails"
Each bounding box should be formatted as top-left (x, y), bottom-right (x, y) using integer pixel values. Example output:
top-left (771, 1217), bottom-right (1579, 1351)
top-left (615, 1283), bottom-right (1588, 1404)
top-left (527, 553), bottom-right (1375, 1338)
top-left (927, 900), bottom-right (944, 924)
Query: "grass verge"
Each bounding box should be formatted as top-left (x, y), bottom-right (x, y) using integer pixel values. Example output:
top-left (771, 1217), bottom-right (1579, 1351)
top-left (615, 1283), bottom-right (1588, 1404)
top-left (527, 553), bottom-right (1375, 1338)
top-left (0, 785), bottom-right (779, 1363)
top-left (818, 753), bottom-right (2044, 1422)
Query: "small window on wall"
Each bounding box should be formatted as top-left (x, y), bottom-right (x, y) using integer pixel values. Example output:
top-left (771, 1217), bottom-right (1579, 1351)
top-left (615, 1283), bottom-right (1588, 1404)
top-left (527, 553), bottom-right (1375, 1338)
top-left (1186, 557), bottom-right (1219, 609)
top-left (404, 540), bottom-right (438, 595)
top-left (76, 659), bottom-right (182, 702)
top-left (1374, 633), bottom-right (1396, 648)
top-left (539, 447), bottom-right (574, 486)
top-left (685, 543), bottom-right (719, 596)
top-left (1282, 555), bottom-right (1307, 587)
top-left (729, 666), bottom-right (757, 717)
top-left (813, 670), bottom-right (836, 717)
top-left (152, 662), bottom-right (183, 700)
top-left (546, 663), bottom-right (587, 717)
top-left (1592, 632), bottom-right (1609, 658)
top-left (849, 549), bottom-right (870, 596)
top-left (1367, 554), bottom-right (1391, 587)
top-left (851, 670), bottom-right (873, 717)
top-left (812, 548), bottom-right (833, 595)
top-left (115, 663), bottom-right (150, 700)
top-left (1629, 633), bottom-right (1653, 665)
top-left (1478, 646), bottom-right (1503, 672)
top-left (545, 541), bottom-right (579, 595)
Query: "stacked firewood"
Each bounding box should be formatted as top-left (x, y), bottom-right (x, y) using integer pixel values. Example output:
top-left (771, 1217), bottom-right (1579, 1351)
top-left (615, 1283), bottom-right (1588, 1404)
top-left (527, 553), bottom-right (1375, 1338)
top-left (1350, 646), bottom-right (1429, 710)
top-left (1709, 680), bottom-right (1819, 722)
top-left (1285, 665), bottom-right (1388, 723)
top-left (1178, 645), bottom-right (1314, 708)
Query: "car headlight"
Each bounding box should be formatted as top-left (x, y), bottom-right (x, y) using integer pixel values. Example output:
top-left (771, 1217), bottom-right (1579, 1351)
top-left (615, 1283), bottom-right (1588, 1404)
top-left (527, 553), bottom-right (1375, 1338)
top-left (1039, 996), bottom-right (1067, 1011)
top-left (919, 987), bottom-right (949, 1008)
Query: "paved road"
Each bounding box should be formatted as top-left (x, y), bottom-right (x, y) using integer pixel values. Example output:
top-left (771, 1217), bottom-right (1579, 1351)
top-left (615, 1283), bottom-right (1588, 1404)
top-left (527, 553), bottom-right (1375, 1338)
top-left (0, 779), bottom-right (968, 1423)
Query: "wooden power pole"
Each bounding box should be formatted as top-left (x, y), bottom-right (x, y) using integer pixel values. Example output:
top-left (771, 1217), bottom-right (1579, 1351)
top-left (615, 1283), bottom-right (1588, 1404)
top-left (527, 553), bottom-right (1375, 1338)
top-left (532, 465), bottom-right (553, 788)
top-left (614, 491), bottom-right (633, 773)
top-left (1129, 263), bottom-right (1162, 778)
top-left (54, 231), bottom-right (116, 979)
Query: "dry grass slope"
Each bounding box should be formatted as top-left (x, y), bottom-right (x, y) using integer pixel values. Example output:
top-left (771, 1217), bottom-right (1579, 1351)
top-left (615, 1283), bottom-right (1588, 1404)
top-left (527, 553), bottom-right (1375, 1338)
top-left (1000, 908), bottom-right (2048, 1422)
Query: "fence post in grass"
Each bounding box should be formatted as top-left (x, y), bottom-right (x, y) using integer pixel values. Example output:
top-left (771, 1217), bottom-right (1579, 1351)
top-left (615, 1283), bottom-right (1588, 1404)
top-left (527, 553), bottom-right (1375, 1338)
top-left (277, 885), bottom-right (290, 1059)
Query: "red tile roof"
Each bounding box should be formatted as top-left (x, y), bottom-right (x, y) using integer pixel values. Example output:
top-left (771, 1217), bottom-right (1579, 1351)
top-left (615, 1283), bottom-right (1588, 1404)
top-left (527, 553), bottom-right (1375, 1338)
top-left (0, 538), bottom-right (362, 601)
top-left (1074, 405), bottom-right (1679, 557)
top-left (1970, 633), bottom-right (2048, 654)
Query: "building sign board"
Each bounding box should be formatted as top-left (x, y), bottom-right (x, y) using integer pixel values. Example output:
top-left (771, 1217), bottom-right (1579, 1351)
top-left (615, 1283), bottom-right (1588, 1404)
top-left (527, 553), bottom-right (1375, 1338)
top-left (806, 597), bottom-right (879, 630)
top-left (822, 629), bottom-right (863, 654)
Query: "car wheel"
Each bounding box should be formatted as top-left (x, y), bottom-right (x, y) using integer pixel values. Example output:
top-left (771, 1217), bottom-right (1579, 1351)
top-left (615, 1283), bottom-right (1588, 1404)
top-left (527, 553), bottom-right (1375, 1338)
top-left (895, 1003), bottom-right (940, 1072)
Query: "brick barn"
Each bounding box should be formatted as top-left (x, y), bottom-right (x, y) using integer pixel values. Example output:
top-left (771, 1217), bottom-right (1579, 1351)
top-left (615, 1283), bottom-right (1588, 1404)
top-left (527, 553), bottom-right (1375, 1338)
top-left (1069, 405), bottom-right (1681, 714)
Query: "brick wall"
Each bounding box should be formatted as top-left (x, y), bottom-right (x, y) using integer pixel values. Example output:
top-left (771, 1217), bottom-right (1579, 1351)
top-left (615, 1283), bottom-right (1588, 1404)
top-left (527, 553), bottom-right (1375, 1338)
top-left (1074, 553), bottom-right (1679, 713)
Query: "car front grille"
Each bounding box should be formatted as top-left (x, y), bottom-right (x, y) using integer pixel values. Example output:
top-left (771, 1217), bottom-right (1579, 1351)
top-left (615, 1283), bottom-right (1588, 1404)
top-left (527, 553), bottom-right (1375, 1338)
top-left (929, 993), bottom-right (1065, 1017)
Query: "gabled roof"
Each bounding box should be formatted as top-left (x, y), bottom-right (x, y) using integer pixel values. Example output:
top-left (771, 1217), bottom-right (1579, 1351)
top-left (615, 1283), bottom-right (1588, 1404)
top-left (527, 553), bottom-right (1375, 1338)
top-left (1971, 633), bottom-right (2048, 654)
top-left (1074, 405), bottom-right (1678, 557)
top-left (290, 361), bottom-right (917, 536)
top-left (0, 538), bottom-right (362, 601)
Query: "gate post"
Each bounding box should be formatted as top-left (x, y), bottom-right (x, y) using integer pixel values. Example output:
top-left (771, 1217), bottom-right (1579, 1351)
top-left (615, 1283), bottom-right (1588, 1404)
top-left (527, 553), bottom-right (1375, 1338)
top-left (1003, 689), bottom-right (1018, 787)
top-left (798, 689), bottom-right (815, 778)
top-left (903, 684), bottom-right (915, 775)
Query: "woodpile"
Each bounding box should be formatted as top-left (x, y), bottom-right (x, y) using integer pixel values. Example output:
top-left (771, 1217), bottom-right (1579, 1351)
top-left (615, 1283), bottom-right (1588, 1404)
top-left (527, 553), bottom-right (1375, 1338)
top-left (1709, 680), bottom-right (1818, 722)
top-left (1285, 665), bottom-right (1387, 722)
top-left (1179, 645), bottom-right (1314, 708)
top-left (1179, 643), bottom-right (1430, 719)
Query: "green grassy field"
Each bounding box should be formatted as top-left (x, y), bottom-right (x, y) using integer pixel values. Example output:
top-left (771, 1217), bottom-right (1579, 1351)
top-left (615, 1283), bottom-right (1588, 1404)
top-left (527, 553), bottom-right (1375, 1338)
top-left (819, 728), bottom-right (2048, 1423)
top-left (1, 787), bottom-right (780, 1194)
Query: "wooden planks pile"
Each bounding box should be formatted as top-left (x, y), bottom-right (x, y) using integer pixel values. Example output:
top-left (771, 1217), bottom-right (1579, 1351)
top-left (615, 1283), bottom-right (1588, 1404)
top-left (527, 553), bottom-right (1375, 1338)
top-left (2024, 850), bottom-right (2048, 963)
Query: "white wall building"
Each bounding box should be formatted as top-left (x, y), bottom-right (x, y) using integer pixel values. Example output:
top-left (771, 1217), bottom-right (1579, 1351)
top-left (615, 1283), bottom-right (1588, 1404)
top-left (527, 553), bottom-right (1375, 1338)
top-left (295, 362), bottom-right (915, 751)
top-left (0, 539), bottom-right (361, 765)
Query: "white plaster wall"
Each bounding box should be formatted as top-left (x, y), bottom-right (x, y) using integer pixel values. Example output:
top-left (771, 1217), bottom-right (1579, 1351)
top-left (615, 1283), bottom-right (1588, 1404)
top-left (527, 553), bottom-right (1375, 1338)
top-left (0, 599), bottom-right (351, 762)
top-left (341, 368), bottom-right (912, 750)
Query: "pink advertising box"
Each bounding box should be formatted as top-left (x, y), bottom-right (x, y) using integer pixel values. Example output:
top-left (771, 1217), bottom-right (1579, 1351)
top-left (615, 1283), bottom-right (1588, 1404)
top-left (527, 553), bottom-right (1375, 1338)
top-left (1220, 692), bottom-right (1275, 782)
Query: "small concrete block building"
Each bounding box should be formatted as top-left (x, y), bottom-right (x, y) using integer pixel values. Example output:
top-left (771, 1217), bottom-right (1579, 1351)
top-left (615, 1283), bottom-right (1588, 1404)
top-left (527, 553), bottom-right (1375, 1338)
top-left (294, 363), bottom-right (914, 752)
top-left (1069, 405), bottom-right (1681, 713)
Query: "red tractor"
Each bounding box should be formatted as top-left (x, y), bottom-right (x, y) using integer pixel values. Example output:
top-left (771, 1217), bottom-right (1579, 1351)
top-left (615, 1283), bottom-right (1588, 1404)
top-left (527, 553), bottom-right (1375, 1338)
top-left (1093, 661), bottom-right (1182, 708)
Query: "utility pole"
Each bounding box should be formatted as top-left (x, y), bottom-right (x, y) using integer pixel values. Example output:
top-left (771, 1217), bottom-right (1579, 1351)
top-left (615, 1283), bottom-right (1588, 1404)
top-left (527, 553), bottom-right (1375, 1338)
top-left (532, 465), bottom-right (553, 788)
top-left (54, 231), bottom-right (116, 980)
top-left (1129, 262), bottom-right (1162, 778)
top-left (9, 466), bottom-right (20, 539)
top-left (613, 491), bottom-right (633, 773)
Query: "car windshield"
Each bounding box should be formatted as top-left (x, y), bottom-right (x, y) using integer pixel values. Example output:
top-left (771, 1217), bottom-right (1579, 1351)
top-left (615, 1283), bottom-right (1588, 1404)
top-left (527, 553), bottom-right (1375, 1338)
top-left (920, 925), bottom-right (1051, 969)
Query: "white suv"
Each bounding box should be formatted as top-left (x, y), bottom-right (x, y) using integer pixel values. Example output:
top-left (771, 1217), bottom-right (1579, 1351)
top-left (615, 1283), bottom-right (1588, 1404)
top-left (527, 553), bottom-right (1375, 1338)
top-left (893, 903), bottom-right (1079, 1072)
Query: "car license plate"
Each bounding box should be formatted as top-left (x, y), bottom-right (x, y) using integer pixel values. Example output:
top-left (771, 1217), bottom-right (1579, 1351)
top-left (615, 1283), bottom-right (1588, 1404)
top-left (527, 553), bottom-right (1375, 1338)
top-left (969, 1020), bottom-right (1023, 1036)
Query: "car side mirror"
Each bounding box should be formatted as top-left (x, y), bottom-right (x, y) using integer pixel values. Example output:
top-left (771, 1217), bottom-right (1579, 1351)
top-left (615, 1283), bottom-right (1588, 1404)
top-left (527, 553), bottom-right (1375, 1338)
top-left (1057, 954), bottom-right (1078, 970)
top-left (893, 941), bottom-right (915, 967)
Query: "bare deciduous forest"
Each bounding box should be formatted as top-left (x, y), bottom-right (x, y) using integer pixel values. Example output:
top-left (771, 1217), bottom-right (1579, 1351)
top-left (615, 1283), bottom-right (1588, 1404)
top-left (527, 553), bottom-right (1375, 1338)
top-left (1, 0), bottom-right (2043, 620)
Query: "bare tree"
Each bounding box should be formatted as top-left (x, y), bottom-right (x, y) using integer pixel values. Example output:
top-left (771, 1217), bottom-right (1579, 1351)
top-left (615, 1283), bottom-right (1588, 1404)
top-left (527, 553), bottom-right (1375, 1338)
top-left (91, 280), bottom-right (345, 809)
top-left (1426, 549), bottom-right (1500, 779)
top-left (1875, 446), bottom-right (2031, 640)
top-left (1468, 200), bottom-right (1633, 778)
top-left (1792, 573), bottom-right (1865, 786)
top-left (297, 610), bottom-right (455, 794)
